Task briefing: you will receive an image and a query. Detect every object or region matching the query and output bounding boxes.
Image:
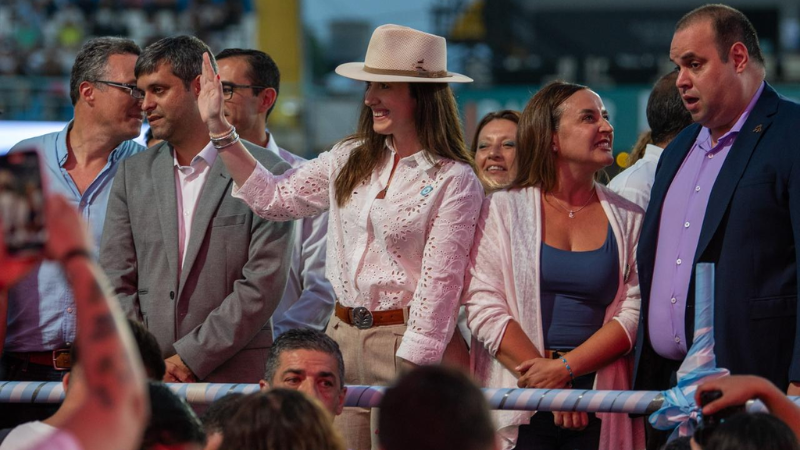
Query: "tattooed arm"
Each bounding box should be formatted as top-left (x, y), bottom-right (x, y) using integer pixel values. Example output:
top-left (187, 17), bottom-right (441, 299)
top-left (42, 195), bottom-right (149, 450)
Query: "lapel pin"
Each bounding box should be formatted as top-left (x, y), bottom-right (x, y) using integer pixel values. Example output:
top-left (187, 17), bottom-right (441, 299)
top-left (753, 124), bottom-right (762, 133)
top-left (420, 185), bottom-right (433, 197)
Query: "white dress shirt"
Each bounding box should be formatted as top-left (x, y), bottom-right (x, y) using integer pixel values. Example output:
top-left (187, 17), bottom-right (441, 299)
top-left (608, 143), bottom-right (664, 211)
top-left (233, 139), bottom-right (484, 365)
top-left (174, 142), bottom-right (217, 270)
top-left (264, 134), bottom-right (335, 337)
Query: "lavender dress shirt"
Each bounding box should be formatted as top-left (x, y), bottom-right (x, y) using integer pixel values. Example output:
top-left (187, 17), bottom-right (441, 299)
top-left (648, 82), bottom-right (765, 360)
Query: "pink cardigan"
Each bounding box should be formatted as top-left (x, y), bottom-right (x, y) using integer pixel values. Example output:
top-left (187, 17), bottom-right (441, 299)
top-left (464, 184), bottom-right (645, 450)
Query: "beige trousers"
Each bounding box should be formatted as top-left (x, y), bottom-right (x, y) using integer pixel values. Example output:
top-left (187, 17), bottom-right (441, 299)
top-left (327, 313), bottom-right (406, 450)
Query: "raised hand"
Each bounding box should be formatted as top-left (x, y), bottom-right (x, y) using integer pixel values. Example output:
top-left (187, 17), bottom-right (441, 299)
top-left (197, 52), bottom-right (231, 135)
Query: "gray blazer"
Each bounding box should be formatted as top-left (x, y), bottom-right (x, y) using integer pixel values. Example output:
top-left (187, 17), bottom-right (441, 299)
top-left (99, 140), bottom-right (293, 382)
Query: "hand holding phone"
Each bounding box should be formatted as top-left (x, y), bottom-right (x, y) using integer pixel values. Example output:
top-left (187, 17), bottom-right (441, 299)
top-left (0, 149), bottom-right (47, 257)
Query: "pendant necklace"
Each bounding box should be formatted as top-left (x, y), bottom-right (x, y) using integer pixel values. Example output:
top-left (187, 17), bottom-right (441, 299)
top-left (548, 189), bottom-right (595, 219)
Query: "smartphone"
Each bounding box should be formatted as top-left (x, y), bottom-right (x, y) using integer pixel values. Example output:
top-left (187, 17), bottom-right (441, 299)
top-left (694, 389), bottom-right (746, 445)
top-left (0, 148), bottom-right (47, 256)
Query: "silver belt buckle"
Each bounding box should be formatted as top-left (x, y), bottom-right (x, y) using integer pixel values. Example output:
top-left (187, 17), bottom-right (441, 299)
top-left (351, 307), bottom-right (374, 329)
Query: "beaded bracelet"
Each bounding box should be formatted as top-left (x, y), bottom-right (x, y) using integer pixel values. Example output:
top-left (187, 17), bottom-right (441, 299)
top-left (560, 356), bottom-right (575, 387)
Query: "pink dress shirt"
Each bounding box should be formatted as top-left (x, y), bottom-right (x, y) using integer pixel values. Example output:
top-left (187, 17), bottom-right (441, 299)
top-left (174, 142), bottom-right (217, 271)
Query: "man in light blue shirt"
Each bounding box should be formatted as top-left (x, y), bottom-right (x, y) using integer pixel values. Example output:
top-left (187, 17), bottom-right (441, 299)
top-left (1, 37), bottom-right (146, 412)
top-left (216, 48), bottom-right (335, 338)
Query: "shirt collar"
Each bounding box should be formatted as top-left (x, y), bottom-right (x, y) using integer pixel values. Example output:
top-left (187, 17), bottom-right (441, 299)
top-left (57, 120), bottom-right (125, 167)
top-left (644, 143), bottom-right (663, 161)
top-left (385, 138), bottom-right (442, 172)
top-left (173, 141), bottom-right (218, 169)
top-left (696, 81), bottom-right (765, 152)
top-left (264, 130), bottom-right (281, 156)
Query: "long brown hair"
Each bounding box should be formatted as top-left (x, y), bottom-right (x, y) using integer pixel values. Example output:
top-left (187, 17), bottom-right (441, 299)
top-left (333, 82), bottom-right (473, 206)
top-left (511, 81), bottom-right (587, 192)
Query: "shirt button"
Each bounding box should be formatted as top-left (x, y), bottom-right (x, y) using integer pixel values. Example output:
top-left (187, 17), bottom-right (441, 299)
top-left (695, 186), bottom-right (701, 192)
top-left (671, 297), bottom-right (677, 304)
top-left (708, 153), bottom-right (714, 159)
top-left (676, 258), bottom-right (682, 265)
top-left (184, 211), bottom-right (189, 216)
top-left (674, 336), bottom-right (681, 343)
top-left (684, 222), bottom-right (690, 228)
top-left (67, 307), bottom-right (73, 313)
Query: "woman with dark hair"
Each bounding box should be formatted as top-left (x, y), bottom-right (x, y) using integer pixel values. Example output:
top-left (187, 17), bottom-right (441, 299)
top-left (198, 24), bottom-right (483, 449)
top-left (219, 390), bottom-right (346, 450)
top-left (470, 110), bottom-right (521, 190)
top-left (464, 81), bottom-right (644, 450)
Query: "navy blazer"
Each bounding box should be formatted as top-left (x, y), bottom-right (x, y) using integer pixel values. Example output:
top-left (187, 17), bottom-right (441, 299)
top-left (634, 83), bottom-right (800, 391)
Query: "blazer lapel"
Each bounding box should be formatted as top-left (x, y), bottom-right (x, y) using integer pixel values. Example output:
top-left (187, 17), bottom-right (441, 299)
top-left (178, 156), bottom-right (232, 293)
top-left (152, 144), bottom-right (180, 282)
top-left (694, 84), bottom-right (778, 263)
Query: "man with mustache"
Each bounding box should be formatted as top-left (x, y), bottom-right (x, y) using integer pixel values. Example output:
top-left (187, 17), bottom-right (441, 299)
top-left (0, 37), bottom-right (145, 427)
top-left (634, 5), bottom-right (800, 448)
top-left (99, 35), bottom-right (293, 383)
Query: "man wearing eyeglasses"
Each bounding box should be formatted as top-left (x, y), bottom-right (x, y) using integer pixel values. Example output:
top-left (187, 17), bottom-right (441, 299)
top-left (0, 37), bottom-right (146, 427)
top-left (215, 48), bottom-right (335, 340)
top-left (99, 36), bottom-right (293, 384)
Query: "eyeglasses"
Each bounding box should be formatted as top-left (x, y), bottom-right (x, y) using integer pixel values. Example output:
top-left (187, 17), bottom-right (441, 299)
top-left (221, 82), bottom-right (268, 100)
top-left (92, 80), bottom-right (145, 100)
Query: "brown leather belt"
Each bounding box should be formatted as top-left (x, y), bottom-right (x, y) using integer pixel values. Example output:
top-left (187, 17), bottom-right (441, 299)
top-left (335, 302), bottom-right (406, 329)
top-left (7, 349), bottom-right (72, 370)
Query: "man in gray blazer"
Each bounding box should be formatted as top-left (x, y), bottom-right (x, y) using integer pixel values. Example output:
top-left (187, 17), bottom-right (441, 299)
top-left (99, 36), bottom-right (293, 383)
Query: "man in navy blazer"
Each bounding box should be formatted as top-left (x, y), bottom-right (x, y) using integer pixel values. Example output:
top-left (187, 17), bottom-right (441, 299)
top-left (634, 3), bottom-right (800, 420)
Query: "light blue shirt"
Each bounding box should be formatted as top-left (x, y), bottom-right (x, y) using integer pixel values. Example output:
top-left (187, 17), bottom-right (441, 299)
top-left (264, 134), bottom-right (335, 338)
top-left (4, 122), bottom-right (144, 352)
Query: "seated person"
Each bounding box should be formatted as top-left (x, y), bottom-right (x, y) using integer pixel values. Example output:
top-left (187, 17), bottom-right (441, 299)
top-left (259, 328), bottom-right (346, 418)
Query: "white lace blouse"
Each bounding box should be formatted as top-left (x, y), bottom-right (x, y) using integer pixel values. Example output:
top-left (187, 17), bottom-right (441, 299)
top-left (232, 139), bottom-right (484, 365)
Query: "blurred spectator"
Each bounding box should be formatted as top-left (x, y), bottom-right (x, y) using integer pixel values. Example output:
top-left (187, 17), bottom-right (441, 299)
top-left (218, 390), bottom-right (346, 450)
top-left (141, 382), bottom-right (205, 450)
top-left (200, 393), bottom-right (245, 450)
top-left (378, 365), bottom-right (496, 450)
top-left (692, 413), bottom-right (800, 450)
top-left (695, 375), bottom-right (800, 441)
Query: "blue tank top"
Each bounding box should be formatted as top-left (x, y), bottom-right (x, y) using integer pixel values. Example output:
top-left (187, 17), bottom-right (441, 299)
top-left (540, 224), bottom-right (620, 349)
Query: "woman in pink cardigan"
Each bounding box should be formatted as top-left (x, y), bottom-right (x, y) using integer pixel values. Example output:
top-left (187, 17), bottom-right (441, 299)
top-left (464, 81), bottom-right (646, 450)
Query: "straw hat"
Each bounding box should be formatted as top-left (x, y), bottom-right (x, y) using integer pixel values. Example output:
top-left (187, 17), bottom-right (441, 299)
top-left (335, 24), bottom-right (472, 84)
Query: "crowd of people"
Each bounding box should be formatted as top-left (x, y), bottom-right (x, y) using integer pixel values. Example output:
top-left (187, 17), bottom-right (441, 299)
top-left (0, 0), bottom-right (253, 77)
top-left (1, 3), bottom-right (800, 450)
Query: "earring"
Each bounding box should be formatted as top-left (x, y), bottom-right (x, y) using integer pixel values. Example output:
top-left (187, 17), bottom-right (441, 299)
top-left (552, 145), bottom-right (558, 152)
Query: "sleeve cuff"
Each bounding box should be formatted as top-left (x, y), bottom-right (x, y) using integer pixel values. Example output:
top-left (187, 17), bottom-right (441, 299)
top-left (395, 329), bottom-right (447, 366)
